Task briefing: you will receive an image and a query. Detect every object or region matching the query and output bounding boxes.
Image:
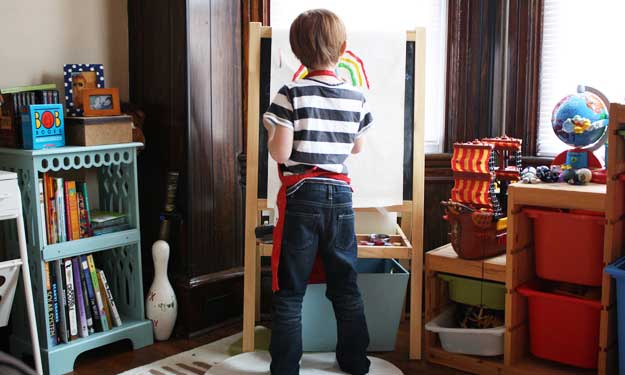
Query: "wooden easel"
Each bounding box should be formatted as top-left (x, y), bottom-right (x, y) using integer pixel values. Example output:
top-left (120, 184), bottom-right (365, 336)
top-left (243, 22), bottom-right (426, 360)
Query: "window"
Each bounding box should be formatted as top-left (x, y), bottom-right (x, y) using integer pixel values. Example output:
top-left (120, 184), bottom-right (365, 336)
top-left (270, 0), bottom-right (448, 153)
top-left (538, 0), bottom-right (625, 156)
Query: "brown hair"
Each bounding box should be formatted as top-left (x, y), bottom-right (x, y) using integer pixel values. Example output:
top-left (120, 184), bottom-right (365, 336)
top-left (289, 9), bottom-right (346, 69)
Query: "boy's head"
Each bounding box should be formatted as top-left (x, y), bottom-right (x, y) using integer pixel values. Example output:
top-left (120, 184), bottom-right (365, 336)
top-left (289, 9), bottom-right (346, 70)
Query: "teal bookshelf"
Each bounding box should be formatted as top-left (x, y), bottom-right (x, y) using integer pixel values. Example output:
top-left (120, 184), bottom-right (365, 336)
top-left (0, 143), bottom-right (153, 375)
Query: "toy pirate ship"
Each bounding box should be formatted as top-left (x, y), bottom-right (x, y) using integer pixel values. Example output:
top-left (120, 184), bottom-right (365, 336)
top-left (441, 136), bottom-right (522, 259)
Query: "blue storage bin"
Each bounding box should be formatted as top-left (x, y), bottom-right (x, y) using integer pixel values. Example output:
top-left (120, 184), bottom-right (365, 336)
top-left (606, 256), bottom-right (625, 375)
top-left (301, 258), bottom-right (409, 352)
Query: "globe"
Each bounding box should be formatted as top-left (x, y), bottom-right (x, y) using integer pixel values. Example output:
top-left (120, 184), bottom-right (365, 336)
top-left (551, 87), bottom-right (609, 148)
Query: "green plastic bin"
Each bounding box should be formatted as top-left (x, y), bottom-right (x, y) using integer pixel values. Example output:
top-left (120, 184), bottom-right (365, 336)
top-left (438, 274), bottom-right (506, 310)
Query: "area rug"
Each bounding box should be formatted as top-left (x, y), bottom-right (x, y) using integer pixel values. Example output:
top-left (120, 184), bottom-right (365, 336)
top-left (120, 327), bottom-right (402, 375)
top-left (118, 327), bottom-right (271, 375)
top-left (207, 351), bottom-right (403, 375)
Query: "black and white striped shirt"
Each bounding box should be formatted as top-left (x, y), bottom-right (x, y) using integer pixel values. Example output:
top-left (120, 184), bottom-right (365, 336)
top-left (263, 76), bottom-right (373, 176)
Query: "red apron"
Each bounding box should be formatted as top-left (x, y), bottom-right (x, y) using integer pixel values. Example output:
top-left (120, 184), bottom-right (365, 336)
top-left (272, 167), bottom-right (351, 291)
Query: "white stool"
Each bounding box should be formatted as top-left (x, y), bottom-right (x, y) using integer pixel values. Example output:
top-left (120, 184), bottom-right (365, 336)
top-left (0, 171), bottom-right (42, 374)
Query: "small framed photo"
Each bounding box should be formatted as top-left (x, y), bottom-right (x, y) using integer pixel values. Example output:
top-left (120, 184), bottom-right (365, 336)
top-left (81, 88), bottom-right (121, 117)
top-left (63, 64), bottom-right (105, 116)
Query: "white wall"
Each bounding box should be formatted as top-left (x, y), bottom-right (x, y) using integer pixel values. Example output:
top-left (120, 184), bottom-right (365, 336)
top-left (0, 0), bottom-right (129, 101)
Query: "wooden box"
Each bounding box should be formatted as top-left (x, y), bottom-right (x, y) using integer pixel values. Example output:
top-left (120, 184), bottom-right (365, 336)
top-left (65, 115), bottom-right (132, 146)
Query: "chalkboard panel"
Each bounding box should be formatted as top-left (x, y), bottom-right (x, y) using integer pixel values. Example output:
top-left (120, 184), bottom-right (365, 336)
top-left (257, 38), bottom-right (416, 201)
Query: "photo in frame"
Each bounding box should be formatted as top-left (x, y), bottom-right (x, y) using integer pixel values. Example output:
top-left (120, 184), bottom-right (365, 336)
top-left (63, 64), bottom-right (105, 116)
top-left (81, 88), bottom-right (121, 117)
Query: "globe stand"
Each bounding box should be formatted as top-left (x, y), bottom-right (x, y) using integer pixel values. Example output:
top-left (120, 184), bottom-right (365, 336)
top-left (552, 148), bottom-right (603, 170)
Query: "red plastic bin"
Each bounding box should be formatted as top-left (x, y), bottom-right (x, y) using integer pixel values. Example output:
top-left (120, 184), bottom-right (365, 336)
top-left (523, 208), bottom-right (604, 286)
top-left (517, 282), bottom-right (601, 369)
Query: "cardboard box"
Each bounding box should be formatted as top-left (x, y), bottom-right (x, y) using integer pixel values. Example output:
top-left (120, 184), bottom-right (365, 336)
top-left (65, 115), bottom-right (132, 146)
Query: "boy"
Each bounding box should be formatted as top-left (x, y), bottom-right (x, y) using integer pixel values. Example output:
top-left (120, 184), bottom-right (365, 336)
top-left (263, 9), bottom-right (373, 375)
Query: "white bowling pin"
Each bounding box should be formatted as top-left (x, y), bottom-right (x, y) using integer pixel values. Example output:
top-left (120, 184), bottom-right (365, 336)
top-left (146, 240), bottom-right (178, 340)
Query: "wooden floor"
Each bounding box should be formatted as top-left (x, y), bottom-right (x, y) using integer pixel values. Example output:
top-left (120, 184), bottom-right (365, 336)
top-left (71, 320), bottom-right (469, 374)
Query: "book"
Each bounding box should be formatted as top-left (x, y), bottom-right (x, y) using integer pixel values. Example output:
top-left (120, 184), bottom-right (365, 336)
top-left (64, 259), bottom-right (78, 340)
top-left (72, 257), bottom-right (88, 338)
top-left (38, 179), bottom-right (47, 246)
top-left (63, 182), bottom-right (72, 241)
top-left (92, 223), bottom-right (131, 236)
top-left (65, 181), bottom-right (80, 240)
top-left (50, 262), bottom-right (60, 344)
top-left (44, 263), bottom-right (56, 346)
top-left (55, 178), bottom-right (66, 242)
top-left (97, 269), bottom-right (122, 327)
top-left (54, 260), bottom-right (68, 343)
top-left (81, 255), bottom-right (101, 332)
top-left (77, 191), bottom-right (90, 238)
top-left (44, 174), bottom-right (57, 244)
top-left (87, 255), bottom-right (109, 331)
top-left (97, 272), bottom-right (113, 327)
top-left (90, 211), bottom-right (128, 229)
top-left (79, 264), bottom-right (94, 334)
top-left (78, 182), bottom-right (93, 236)
top-left (0, 83), bottom-right (57, 94)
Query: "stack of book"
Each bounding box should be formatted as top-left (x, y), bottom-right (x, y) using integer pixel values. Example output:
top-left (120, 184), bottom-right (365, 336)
top-left (90, 211), bottom-right (130, 236)
top-left (44, 254), bottom-right (122, 346)
top-left (39, 173), bottom-right (129, 245)
top-left (0, 83), bottom-right (60, 147)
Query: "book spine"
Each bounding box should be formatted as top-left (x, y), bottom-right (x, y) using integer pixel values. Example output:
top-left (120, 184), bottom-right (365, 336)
top-left (54, 260), bottom-right (68, 343)
top-left (79, 265), bottom-right (94, 334)
top-left (81, 255), bottom-right (101, 332)
top-left (50, 262), bottom-right (60, 344)
top-left (72, 257), bottom-right (88, 337)
top-left (77, 191), bottom-right (89, 238)
top-left (44, 263), bottom-right (56, 346)
top-left (98, 270), bottom-right (122, 327)
top-left (64, 259), bottom-right (78, 340)
top-left (38, 179), bottom-right (47, 247)
top-left (97, 272), bottom-right (113, 328)
top-left (80, 182), bottom-right (93, 236)
top-left (63, 181), bottom-right (72, 241)
top-left (67, 181), bottom-right (80, 240)
top-left (55, 178), bottom-right (65, 242)
top-left (44, 174), bottom-right (57, 244)
top-left (87, 255), bottom-right (109, 330)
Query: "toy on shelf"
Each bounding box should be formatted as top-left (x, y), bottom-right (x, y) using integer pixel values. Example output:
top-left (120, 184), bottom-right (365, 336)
top-left (550, 85), bottom-right (609, 184)
top-left (442, 136), bottom-right (522, 259)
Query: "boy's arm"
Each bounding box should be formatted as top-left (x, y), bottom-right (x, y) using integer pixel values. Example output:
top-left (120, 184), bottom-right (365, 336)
top-left (263, 86), bottom-right (294, 163)
top-left (264, 121), bottom-right (293, 163)
top-left (353, 98), bottom-right (373, 154)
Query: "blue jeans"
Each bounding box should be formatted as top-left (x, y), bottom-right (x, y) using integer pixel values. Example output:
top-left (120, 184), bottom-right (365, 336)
top-left (269, 182), bottom-right (371, 375)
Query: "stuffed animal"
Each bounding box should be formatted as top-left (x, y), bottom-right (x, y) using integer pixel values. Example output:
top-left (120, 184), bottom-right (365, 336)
top-left (560, 167), bottom-right (592, 185)
top-left (536, 165), bottom-right (560, 183)
top-left (521, 167), bottom-right (541, 184)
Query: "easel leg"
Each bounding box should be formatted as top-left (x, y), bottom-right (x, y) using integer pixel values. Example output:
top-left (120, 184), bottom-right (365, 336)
top-left (409, 254), bottom-right (423, 360)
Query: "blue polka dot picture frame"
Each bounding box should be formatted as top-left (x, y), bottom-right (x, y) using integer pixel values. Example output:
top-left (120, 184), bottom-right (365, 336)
top-left (63, 64), bottom-right (105, 116)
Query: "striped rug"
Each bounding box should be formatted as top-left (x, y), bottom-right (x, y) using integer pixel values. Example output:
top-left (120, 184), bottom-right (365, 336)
top-left (118, 327), bottom-right (270, 375)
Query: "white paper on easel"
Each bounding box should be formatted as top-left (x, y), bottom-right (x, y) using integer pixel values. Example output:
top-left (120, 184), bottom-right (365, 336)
top-left (267, 29), bottom-right (406, 209)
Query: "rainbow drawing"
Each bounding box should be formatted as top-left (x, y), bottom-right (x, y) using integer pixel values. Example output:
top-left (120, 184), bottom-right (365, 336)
top-left (292, 50), bottom-right (370, 89)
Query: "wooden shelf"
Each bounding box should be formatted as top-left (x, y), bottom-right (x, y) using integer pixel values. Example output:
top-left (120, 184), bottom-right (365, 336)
top-left (506, 356), bottom-right (596, 375)
top-left (426, 346), bottom-right (504, 375)
top-left (258, 241), bottom-right (412, 259)
top-left (42, 229), bottom-right (140, 261)
top-left (426, 243), bottom-right (506, 283)
top-left (508, 183), bottom-right (606, 212)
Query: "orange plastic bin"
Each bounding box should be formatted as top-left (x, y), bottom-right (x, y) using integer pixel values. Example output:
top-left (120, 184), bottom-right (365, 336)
top-left (523, 208), bottom-right (604, 286)
top-left (518, 282), bottom-right (601, 369)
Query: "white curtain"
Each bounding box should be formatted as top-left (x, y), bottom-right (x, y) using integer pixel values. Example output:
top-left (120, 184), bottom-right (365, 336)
top-left (538, 0), bottom-right (625, 156)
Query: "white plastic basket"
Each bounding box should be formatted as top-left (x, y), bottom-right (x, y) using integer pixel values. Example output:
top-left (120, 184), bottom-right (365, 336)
top-left (0, 260), bottom-right (21, 327)
top-left (425, 306), bottom-right (505, 356)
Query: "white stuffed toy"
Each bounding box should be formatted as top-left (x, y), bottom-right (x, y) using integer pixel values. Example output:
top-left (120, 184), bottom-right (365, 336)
top-left (521, 167), bottom-right (541, 184)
